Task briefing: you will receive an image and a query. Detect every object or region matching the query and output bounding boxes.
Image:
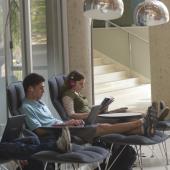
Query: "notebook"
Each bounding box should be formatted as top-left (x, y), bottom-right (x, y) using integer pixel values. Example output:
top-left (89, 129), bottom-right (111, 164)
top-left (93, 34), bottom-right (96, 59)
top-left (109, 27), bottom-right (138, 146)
top-left (85, 97), bottom-right (114, 125)
top-left (1, 115), bottom-right (25, 143)
top-left (100, 97), bottom-right (114, 112)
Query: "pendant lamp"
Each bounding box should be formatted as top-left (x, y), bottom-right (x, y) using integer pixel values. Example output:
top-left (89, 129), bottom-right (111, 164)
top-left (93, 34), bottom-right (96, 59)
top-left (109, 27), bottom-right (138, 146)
top-left (134, 0), bottom-right (169, 26)
top-left (84, 0), bottom-right (124, 20)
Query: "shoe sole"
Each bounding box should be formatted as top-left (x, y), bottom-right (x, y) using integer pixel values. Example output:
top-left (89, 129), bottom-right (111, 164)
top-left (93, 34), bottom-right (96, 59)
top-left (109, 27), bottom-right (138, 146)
top-left (160, 100), bottom-right (166, 110)
top-left (145, 105), bottom-right (158, 136)
top-left (63, 127), bottom-right (72, 151)
top-left (159, 107), bottom-right (169, 121)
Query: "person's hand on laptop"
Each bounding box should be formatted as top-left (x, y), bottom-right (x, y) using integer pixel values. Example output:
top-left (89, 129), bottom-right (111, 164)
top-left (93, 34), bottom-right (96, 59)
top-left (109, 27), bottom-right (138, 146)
top-left (64, 119), bottom-right (85, 126)
top-left (53, 119), bottom-right (85, 127)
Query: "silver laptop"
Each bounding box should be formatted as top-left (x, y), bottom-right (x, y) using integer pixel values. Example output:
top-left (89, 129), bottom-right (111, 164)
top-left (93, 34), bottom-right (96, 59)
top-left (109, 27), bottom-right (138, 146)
top-left (84, 105), bottom-right (101, 125)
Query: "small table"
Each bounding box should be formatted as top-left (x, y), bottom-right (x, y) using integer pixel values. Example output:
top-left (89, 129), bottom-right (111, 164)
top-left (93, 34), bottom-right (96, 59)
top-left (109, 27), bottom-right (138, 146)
top-left (98, 112), bottom-right (143, 122)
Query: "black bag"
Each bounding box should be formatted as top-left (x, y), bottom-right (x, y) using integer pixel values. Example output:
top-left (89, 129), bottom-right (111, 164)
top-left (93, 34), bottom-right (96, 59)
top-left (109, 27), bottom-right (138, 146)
top-left (93, 139), bottom-right (136, 170)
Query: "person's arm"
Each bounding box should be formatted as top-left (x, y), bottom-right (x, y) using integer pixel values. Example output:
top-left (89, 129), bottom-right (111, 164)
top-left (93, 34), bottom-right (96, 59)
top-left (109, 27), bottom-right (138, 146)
top-left (107, 107), bottom-right (128, 113)
top-left (52, 119), bottom-right (84, 127)
top-left (62, 96), bottom-right (89, 120)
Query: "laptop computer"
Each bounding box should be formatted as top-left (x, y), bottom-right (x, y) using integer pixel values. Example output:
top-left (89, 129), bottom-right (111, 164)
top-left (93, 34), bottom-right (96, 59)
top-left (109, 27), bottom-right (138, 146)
top-left (41, 98), bottom-right (113, 131)
top-left (1, 115), bottom-right (25, 143)
top-left (84, 105), bottom-right (101, 125)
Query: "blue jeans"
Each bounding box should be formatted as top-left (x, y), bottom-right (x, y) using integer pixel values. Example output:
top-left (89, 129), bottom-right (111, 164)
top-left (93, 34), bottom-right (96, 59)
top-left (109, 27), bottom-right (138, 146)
top-left (0, 136), bottom-right (57, 160)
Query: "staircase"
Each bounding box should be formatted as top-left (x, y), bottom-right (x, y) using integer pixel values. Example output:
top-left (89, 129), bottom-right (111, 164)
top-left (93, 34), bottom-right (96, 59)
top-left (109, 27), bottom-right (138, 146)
top-left (93, 49), bottom-right (151, 113)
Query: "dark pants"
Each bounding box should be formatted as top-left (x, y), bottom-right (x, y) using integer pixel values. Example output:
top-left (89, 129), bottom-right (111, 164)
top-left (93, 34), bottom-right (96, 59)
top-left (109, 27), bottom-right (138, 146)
top-left (0, 137), bottom-right (57, 160)
top-left (0, 136), bottom-right (58, 170)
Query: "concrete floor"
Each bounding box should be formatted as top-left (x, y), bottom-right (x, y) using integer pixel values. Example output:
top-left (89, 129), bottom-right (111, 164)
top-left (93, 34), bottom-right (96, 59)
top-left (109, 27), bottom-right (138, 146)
top-left (133, 131), bottom-right (170, 170)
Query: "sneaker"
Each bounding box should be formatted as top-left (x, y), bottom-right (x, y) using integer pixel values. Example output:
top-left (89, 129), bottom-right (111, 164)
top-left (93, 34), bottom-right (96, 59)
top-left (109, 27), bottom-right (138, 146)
top-left (160, 100), bottom-right (166, 110)
top-left (159, 107), bottom-right (169, 121)
top-left (159, 101), bottom-right (169, 121)
top-left (144, 104), bottom-right (158, 137)
top-left (151, 101), bottom-right (158, 118)
top-left (56, 127), bottom-right (72, 153)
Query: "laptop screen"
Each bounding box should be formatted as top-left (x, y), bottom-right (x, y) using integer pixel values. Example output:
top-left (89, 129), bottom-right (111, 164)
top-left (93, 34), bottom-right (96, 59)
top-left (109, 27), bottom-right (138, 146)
top-left (85, 105), bottom-right (101, 125)
top-left (1, 115), bottom-right (25, 143)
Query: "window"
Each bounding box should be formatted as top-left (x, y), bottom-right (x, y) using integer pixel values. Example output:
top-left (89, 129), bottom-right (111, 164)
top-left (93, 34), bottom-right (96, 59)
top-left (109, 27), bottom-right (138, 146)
top-left (9, 0), bottom-right (23, 81)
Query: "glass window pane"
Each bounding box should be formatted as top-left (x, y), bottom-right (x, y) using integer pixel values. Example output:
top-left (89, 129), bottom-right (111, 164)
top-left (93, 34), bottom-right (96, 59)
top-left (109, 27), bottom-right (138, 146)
top-left (30, 0), bottom-right (48, 104)
top-left (0, 0), bottom-right (7, 124)
top-left (9, 0), bottom-right (23, 81)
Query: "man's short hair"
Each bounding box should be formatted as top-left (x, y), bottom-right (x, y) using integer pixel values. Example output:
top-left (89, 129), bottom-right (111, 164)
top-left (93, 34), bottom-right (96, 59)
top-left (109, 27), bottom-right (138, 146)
top-left (23, 73), bottom-right (45, 93)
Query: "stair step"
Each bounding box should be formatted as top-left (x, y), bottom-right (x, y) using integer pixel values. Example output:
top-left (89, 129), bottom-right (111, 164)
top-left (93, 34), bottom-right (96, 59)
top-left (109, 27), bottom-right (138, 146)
top-left (93, 54), bottom-right (100, 59)
top-left (95, 84), bottom-right (151, 112)
top-left (94, 78), bottom-right (139, 94)
top-left (95, 84), bottom-right (151, 103)
top-left (93, 49), bottom-right (151, 112)
top-left (94, 71), bottom-right (128, 84)
top-left (94, 64), bottom-right (118, 75)
top-left (94, 58), bottom-right (103, 66)
top-left (93, 50), bottom-right (101, 59)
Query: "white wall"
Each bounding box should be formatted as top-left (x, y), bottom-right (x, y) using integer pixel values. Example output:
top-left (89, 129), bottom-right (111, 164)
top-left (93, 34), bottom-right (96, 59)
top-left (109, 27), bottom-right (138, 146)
top-left (93, 27), bottom-right (150, 79)
top-left (93, 28), bottom-right (130, 67)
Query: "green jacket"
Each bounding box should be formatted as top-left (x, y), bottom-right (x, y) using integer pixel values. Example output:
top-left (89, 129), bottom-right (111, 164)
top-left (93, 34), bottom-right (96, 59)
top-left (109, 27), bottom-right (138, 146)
top-left (62, 89), bottom-right (91, 113)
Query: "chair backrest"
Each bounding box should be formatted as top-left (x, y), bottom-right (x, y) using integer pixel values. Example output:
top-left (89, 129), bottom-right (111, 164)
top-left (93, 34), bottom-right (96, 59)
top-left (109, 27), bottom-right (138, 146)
top-left (48, 74), bottom-right (69, 120)
top-left (7, 81), bottom-right (25, 116)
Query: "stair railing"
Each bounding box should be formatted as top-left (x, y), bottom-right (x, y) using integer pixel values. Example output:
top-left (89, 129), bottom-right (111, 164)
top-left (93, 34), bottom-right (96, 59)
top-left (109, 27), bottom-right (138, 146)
top-left (104, 20), bottom-right (150, 79)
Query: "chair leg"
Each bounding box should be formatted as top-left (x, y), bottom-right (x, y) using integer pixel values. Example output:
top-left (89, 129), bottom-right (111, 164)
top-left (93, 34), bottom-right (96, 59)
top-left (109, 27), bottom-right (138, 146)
top-left (55, 163), bottom-right (61, 170)
top-left (104, 143), bottom-right (114, 170)
top-left (134, 145), bottom-right (142, 170)
top-left (0, 164), bottom-right (9, 170)
top-left (107, 144), bottom-right (127, 170)
top-left (160, 142), bottom-right (169, 170)
top-left (15, 161), bottom-right (22, 170)
top-left (161, 141), bottom-right (169, 165)
top-left (44, 162), bottom-right (48, 170)
top-left (71, 163), bottom-right (77, 170)
top-left (139, 145), bottom-right (143, 170)
top-left (97, 162), bottom-right (102, 170)
top-left (147, 144), bottom-right (168, 170)
top-left (150, 145), bottom-right (154, 158)
top-left (134, 145), bottom-right (143, 170)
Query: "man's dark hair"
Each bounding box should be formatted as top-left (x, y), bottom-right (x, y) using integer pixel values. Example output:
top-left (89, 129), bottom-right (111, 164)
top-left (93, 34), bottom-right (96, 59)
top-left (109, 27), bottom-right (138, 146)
top-left (23, 73), bottom-right (45, 93)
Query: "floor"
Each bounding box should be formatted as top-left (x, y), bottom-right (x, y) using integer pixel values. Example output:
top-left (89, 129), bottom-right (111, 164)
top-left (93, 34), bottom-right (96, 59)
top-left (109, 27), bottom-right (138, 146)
top-left (133, 131), bottom-right (170, 170)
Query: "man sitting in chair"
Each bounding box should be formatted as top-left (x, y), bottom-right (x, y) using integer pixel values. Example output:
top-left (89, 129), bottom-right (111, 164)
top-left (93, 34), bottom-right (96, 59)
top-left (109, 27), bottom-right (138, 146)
top-left (0, 123), bottom-right (71, 170)
top-left (19, 73), bottom-right (158, 170)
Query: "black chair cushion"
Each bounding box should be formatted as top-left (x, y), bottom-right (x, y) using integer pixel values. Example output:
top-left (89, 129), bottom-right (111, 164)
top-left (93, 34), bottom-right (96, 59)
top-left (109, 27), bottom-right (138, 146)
top-left (7, 81), bottom-right (25, 116)
top-left (100, 131), bottom-right (169, 145)
top-left (32, 144), bottom-right (109, 163)
top-left (48, 75), bottom-right (68, 120)
top-left (157, 120), bottom-right (170, 131)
